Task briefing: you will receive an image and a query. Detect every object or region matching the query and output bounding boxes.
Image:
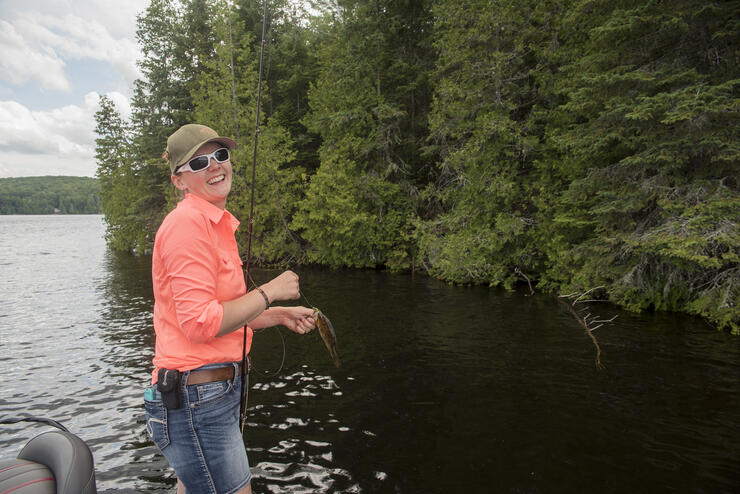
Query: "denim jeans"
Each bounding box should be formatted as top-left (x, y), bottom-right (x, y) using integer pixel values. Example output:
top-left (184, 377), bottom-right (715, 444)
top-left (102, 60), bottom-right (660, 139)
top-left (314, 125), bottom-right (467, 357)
top-left (145, 362), bottom-right (251, 494)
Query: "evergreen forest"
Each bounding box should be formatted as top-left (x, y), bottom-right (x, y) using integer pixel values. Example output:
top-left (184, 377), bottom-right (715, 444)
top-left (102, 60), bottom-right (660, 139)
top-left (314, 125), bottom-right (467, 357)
top-left (0, 176), bottom-right (101, 214)
top-left (94, 0), bottom-right (739, 333)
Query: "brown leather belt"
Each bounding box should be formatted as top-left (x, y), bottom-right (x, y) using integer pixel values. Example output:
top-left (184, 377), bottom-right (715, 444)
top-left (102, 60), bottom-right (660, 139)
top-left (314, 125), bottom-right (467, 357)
top-left (186, 363), bottom-right (245, 386)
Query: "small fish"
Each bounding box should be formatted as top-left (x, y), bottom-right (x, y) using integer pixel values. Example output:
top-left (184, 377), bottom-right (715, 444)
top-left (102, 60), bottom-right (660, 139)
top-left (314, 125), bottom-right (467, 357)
top-left (313, 308), bottom-right (340, 368)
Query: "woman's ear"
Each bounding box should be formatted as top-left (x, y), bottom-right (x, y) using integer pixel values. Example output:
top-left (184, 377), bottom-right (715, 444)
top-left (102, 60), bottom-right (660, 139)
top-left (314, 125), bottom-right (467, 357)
top-left (171, 174), bottom-right (187, 191)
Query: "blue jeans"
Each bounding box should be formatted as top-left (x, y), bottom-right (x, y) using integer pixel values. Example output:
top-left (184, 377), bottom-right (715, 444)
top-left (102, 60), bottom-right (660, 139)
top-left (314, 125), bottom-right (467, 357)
top-left (145, 362), bottom-right (251, 494)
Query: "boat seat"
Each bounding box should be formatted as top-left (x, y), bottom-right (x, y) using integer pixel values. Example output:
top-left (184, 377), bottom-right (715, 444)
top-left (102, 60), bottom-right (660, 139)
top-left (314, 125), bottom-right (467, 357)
top-left (0, 429), bottom-right (96, 494)
top-left (0, 458), bottom-right (55, 493)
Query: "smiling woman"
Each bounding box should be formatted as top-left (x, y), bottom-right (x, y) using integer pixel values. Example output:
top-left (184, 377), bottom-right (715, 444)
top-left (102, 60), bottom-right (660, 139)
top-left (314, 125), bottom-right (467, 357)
top-left (147, 123), bottom-right (318, 494)
top-left (168, 126), bottom-right (235, 209)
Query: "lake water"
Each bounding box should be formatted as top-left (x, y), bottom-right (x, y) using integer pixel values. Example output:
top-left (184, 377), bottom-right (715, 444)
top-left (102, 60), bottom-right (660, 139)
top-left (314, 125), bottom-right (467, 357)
top-left (0, 214), bottom-right (738, 493)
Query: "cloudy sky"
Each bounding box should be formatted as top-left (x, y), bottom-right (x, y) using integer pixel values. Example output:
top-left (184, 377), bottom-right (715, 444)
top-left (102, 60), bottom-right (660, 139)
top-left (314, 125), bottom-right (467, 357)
top-left (0, 0), bottom-right (149, 177)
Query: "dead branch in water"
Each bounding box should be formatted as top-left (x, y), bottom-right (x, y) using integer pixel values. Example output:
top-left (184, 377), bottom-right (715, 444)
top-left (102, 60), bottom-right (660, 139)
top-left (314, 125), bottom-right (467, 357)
top-left (558, 288), bottom-right (618, 369)
top-left (514, 267), bottom-right (535, 295)
top-left (572, 286), bottom-right (603, 304)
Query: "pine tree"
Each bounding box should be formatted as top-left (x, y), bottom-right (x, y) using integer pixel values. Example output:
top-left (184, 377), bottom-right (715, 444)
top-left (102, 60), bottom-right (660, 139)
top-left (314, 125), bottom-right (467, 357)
top-left (130, 0), bottom-right (190, 159)
top-left (192, 0), bottom-right (305, 265)
top-left (111, 0), bottom-right (220, 253)
top-left (94, 96), bottom-right (137, 249)
top-left (259, 0), bottom-right (322, 172)
top-left (295, 0), bottom-right (435, 269)
top-left (546, 0), bottom-right (740, 331)
top-left (416, 0), bottom-right (568, 287)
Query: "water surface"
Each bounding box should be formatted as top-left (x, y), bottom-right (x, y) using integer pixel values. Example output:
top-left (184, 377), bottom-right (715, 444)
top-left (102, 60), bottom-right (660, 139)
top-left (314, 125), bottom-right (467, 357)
top-left (0, 215), bottom-right (738, 493)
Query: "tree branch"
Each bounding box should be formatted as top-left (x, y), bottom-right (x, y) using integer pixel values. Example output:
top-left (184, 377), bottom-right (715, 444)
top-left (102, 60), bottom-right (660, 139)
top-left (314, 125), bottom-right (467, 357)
top-left (557, 288), bottom-right (617, 369)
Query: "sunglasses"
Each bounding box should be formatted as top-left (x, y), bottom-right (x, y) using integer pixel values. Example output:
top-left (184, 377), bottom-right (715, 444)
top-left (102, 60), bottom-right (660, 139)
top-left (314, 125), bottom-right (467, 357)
top-left (176, 147), bottom-right (230, 173)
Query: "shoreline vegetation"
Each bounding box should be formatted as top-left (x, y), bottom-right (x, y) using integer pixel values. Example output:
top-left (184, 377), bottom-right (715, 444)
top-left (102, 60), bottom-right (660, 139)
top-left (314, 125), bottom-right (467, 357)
top-left (0, 176), bottom-right (101, 215)
top-left (94, 0), bottom-right (737, 333)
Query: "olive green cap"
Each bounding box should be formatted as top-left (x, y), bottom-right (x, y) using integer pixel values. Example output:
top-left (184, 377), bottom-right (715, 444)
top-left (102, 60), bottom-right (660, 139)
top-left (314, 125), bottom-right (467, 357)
top-left (164, 124), bottom-right (236, 173)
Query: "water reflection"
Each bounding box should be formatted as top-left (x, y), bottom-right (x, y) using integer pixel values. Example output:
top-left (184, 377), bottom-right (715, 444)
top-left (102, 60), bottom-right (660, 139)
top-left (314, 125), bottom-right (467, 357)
top-left (96, 249), bottom-right (155, 375)
top-left (1, 216), bottom-right (739, 493)
top-left (92, 249), bottom-right (170, 491)
top-left (247, 368), bottom-right (360, 493)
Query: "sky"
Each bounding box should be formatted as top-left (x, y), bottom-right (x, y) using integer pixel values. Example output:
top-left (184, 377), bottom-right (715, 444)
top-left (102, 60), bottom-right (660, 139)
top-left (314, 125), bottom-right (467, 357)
top-left (0, 0), bottom-right (149, 177)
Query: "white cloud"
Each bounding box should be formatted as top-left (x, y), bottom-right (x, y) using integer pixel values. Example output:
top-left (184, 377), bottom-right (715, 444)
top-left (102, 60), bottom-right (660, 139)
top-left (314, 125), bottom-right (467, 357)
top-left (0, 91), bottom-right (130, 177)
top-left (0, 0), bottom-right (147, 177)
top-left (0, 98), bottom-right (93, 157)
top-left (0, 150), bottom-right (96, 178)
top-left (106, 92), bottom-right (133, 122)
top-left (16, 12), bottom-right (142, 87)
top-left (0, 19), bottom-right (70, 91)
top-left (2, 12), bottom-right (142, 92)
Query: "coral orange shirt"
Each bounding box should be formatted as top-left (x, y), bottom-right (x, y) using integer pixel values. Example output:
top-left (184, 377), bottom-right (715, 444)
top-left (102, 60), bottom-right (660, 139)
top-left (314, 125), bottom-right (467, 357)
top-left (151, 193), bottom-right (252, 383)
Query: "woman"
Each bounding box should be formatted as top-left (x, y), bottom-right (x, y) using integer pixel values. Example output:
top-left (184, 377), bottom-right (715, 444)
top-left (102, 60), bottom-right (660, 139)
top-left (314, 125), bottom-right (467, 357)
top-left (145, 123), bottom-right (315, 494)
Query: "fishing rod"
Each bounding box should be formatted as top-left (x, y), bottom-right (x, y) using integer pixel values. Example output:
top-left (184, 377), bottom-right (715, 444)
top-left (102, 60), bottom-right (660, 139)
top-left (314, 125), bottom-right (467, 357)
top-left (236, 0), bottom-right (341, 434)
top-left (240, 0), bottom-right (269, 434)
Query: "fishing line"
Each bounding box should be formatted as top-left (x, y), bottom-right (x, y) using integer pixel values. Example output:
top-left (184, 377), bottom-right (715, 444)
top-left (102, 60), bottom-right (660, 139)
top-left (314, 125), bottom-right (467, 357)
top-left (248, 269), bottom-right (316, 310)
top-left (245, 271), bottom-right (314, 373)
top-left (246, 273), bottom-right (288, 379)
top-left (250, 325), bottom-right (287, 378)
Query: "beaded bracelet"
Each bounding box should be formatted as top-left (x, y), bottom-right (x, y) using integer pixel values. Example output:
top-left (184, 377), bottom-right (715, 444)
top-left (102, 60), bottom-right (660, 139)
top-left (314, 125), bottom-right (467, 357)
top-left (255, 286), bottom-right (270, 310)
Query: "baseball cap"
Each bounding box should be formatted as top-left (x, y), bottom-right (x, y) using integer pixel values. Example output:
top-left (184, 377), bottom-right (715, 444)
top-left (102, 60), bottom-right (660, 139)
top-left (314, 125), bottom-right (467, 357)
top-left (164, 124), bottom-right (236, 173)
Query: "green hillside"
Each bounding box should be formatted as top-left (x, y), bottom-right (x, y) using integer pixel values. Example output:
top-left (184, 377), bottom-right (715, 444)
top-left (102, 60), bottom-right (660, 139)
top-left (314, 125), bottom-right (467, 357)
top-left (0, 176), bottom-right (101, 214)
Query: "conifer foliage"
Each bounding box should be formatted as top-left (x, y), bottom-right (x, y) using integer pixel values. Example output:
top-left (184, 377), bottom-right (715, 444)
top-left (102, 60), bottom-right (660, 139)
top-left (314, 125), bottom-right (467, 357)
top-left (546, 0), bottom-right (739, 330)
top-left (94, 0), bottom-right (738, 332)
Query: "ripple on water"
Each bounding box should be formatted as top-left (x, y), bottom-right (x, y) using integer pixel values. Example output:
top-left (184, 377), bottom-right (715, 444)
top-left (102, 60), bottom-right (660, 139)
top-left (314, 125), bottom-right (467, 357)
top-left (252, 461), bottom-right (359, 493)
top-left (241, 365), bottom-right (370, 491)
top-left (2, 216), bottom-right (739, 493)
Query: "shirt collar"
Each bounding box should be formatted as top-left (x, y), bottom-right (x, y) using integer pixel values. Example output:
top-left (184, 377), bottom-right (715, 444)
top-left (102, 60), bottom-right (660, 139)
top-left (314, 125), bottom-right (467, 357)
top-left (184, 193), bottom-right (240, 231)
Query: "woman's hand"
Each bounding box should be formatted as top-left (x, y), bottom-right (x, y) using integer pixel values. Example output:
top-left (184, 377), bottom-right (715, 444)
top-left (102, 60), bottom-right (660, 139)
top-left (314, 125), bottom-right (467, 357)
top-left (218, 272), bottom-right (310, 337)
top-left (262, 270), bottom-right (301, 303)
top-left (246, 306), bottom-right (315, 333)
top-left (280, 306), bottom-right (316, 334)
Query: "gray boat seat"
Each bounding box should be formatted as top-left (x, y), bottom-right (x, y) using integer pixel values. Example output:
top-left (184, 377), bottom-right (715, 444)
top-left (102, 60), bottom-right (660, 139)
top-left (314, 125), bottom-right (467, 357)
top-left (0, 429), bottom-right (96, 494)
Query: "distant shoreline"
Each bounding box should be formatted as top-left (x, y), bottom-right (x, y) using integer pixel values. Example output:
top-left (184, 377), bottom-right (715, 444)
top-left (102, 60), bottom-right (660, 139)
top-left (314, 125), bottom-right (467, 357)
top-left (0, 176), bottom-right (101, 215)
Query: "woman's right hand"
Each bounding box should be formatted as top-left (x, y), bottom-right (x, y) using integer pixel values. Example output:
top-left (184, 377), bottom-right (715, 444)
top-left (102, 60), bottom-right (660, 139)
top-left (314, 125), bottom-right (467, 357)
top-left (262, 270), bottom-right (301, 302)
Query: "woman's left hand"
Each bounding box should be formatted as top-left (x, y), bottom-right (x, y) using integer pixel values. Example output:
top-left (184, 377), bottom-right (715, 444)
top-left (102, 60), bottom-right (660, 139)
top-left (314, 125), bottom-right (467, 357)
top-left (281, 306), bottom-right (316, 335)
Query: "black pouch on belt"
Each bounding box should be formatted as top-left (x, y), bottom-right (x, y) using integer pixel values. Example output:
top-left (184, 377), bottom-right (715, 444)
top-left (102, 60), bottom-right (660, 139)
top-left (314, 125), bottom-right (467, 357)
top-left (157, 368), bottom-right (181, 410)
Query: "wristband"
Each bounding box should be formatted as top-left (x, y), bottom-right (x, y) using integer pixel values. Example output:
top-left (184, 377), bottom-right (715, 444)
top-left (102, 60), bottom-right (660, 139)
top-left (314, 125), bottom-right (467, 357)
top-left (255, 286), bottom-right (270, 310)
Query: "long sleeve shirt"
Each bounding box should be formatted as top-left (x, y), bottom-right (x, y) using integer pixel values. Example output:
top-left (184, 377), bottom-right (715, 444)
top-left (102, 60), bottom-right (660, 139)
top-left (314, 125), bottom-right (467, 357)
top-left (151, 193), bottom-right (252, 382)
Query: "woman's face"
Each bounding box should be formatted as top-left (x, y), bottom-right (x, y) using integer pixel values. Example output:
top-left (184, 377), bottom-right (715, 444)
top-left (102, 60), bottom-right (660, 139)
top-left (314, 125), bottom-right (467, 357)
top-left (171, 141), bottom-right (233, 209)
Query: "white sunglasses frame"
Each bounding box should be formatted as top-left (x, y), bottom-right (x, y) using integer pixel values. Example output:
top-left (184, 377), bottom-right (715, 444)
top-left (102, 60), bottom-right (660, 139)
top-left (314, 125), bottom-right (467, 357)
top-left (176, 147), bottom-right (230, 174)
